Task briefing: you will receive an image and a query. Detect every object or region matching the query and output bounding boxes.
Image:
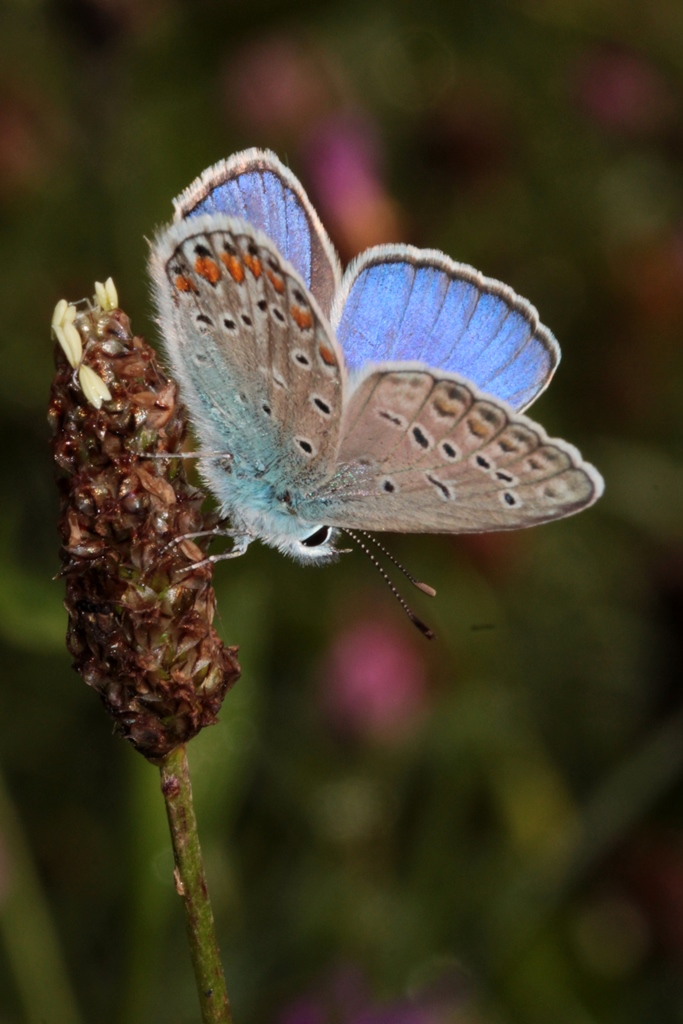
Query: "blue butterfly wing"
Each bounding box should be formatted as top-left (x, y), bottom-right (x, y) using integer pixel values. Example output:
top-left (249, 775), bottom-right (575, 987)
top-left (173, 148), bottom-right (342, 317)
top-left (330, 247), bottom-right (560, 412)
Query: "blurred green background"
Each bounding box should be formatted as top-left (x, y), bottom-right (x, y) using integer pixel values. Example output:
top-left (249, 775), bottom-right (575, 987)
top-left (2, 0), bottom-right (683, 1021)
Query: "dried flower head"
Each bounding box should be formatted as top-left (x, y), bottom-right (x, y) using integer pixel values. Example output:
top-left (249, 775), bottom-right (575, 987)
top-left (48, 283), bottom-right (240, 761)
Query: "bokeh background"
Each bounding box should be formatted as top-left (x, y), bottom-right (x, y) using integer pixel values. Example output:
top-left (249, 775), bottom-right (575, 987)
top-left (2, 0), bottom-right (683, 1022)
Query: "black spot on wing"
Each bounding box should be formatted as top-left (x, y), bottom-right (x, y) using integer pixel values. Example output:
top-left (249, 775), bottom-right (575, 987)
top-left (427, 474), bottom-right (452, 499)
top-left (412, 426), bottom-right (430, 449)
top-left (379, 410), bottom-right (403, 427)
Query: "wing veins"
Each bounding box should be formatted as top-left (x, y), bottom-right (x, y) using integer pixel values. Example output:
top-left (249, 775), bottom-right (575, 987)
top-left (386, 264), bottom-right (418, 362)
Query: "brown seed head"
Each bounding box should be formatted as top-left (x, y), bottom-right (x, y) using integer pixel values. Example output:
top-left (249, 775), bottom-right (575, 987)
top-left (48, 291), bottom-right (240, 761)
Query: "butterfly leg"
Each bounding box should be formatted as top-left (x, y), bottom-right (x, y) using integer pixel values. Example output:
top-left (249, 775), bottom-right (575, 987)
top-left (165, 527), bottom-right (235, 546)
top-left (160, 526), bottom-right (236, 559)
top-left (185, 533), bottom-right (251, 570)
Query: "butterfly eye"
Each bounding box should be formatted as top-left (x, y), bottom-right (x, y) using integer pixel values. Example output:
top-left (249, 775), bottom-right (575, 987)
top-left (301, 526), bottom-right (331, 548)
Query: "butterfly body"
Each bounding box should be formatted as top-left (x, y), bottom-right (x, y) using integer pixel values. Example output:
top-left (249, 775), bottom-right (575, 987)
top-left (149, 149), bottom-right (603, 565)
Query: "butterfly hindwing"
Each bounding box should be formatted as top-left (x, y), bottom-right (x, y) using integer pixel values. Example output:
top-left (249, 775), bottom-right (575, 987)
top-left (150, 212), bottom-right (345, 489)
top-left (173, 148), bottom-right (342, 318)
top-left (309, 367), bottom-right (602, 533)
top-left (331, 247), bottom-right (560, 412)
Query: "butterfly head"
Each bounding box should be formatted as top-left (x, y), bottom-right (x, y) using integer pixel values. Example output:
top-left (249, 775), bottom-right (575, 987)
top-left (281, 524), bottom-right (341, 565)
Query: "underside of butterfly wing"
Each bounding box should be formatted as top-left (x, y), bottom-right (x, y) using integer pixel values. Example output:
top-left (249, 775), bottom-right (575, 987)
top-left (150, 213), bottom-right (346, 529)
top-left (306, 366), bottom-right (603, 533)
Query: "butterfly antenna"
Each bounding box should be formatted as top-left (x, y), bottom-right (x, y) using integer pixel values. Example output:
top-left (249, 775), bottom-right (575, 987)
top-left (343, 530), bottom-right (435, 640)
top-left (351, 529), bottom-right (436, 597)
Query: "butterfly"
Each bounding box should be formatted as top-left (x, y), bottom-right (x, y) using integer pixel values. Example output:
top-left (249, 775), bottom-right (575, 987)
top-left (149, 148), bottom-right (603, 571)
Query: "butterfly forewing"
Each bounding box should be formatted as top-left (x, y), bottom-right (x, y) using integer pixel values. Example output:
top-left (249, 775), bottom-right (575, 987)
top-left (172, 148), bottom-right (342, 317)
top-left (150, 213), bottom-right (345, 488)
top-left (309, 368), bottom-right (602, 533)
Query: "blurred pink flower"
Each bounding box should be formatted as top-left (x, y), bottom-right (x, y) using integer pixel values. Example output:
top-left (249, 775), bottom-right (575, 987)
top-left (279, 998), bottom-right (327, 1024)
top-left (320, 617), bottom-right (429, 741)
top-left (303, 114), bottom-right (404, 257)
top-left (574, 49), bottom-right (676, 136)
top-left (278, 963), bottom-right (468, 1024)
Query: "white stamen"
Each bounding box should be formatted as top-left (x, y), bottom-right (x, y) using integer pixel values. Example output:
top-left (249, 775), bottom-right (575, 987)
top-left (54, 324), bottom-right (76, 367)
top-left (51, 299), bottom-right (68, 330)
top-left (94, 281), bottom-right (108, 309)
top-left (63, 322), bottom-right (83, 367)
top-left (104, 277), bottom-right (118, 309)
top-left (54, 325), bottom-right (74, 370)
top-left (78, 364), bottom-right (112, 409)
top-left (63, 303), bottom-right (77, 325)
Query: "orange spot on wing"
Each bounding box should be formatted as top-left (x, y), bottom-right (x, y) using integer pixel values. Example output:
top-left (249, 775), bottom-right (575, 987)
top-left (466, 416), bottom-right (488, 439)
top-left (175, 275), bottom-right (198, 293)
top-left (319, 344), bottom-right (337, 367)
top-left (291, 305), bottom-right (313, 330)
top-left (220, 252), bottom-right (245, 283)
top-left (266, 268), bottom-right (285, 293)
top-left (243, 253), bottom-right (262, 278)
top-left (194, 256), bottom-right (221, 284)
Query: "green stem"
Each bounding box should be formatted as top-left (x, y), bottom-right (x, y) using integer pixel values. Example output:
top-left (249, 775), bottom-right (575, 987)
top-left (159, 745), bottom-right (232, 1024)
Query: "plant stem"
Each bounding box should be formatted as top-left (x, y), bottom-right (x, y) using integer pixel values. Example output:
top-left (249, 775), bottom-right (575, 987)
top-left (159, 745), bottom-right (232, 1024)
